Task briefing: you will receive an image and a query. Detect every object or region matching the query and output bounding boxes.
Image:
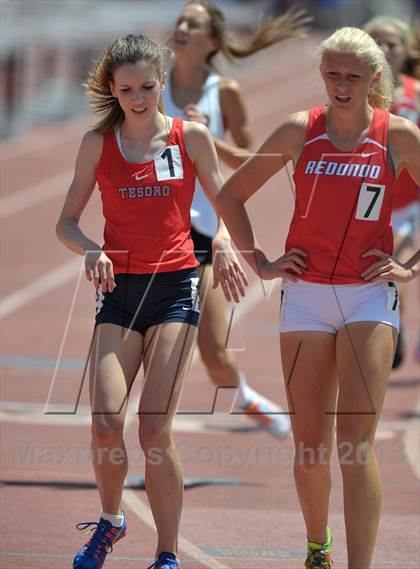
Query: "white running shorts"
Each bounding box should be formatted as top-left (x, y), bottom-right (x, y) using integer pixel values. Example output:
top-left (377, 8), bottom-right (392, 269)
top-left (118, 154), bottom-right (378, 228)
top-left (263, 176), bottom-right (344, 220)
top-left (279, 280), bottom-right (400, 334)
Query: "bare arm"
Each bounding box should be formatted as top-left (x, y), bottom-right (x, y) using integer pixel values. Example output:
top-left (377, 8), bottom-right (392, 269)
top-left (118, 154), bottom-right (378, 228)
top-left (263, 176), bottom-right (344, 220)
top-left (389, 114), bottom-right (420, 184)
top-left (56, 130), bottom-right (102, 254)
top-left (216, 113), bottom-right (308, 279)
top-left (214, 78), bottom-right (254, 168)
top-left (405, 249), bottom-right (420, 279)
top-left (56, 131), bottom-right (115, 291)
top-left (184, 121), bottom-right (248, 301)
top-left (184, 78), bottom-right (254, 169)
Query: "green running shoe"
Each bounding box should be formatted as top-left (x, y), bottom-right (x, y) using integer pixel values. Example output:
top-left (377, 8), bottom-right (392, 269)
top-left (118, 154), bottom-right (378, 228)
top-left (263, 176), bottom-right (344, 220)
top-left (304, 527), bottom-right (332, 568)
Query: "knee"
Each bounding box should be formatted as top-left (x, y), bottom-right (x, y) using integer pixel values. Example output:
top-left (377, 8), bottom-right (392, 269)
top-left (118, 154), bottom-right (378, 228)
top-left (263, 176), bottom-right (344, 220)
top-left (91, 416), bottom-right (124, 448)
top-left (294, 441), bottom-right (330, 473)
top-left (139, 420), bottom-right (171, 452)
top-left (337, 422), bottom-right (374, 468)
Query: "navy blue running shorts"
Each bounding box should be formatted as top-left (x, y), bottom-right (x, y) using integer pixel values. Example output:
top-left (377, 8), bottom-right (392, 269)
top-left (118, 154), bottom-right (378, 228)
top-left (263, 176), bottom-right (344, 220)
top-left (95, 268), bottom-right (200, 335)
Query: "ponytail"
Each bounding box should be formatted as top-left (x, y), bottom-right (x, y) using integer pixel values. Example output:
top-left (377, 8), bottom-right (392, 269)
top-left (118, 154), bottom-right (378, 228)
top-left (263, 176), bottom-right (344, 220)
top-left (187, 1), bottom-right (310, 66)
top-left (221, 8), bottom-right (310, 63)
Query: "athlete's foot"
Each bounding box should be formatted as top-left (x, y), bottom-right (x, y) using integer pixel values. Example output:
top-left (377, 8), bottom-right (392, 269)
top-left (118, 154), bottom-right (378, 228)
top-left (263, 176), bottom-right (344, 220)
top-left (239, 388), bottom-right (291, 439)
top-left (305, 527), bottom-right (333, 568)
top-left (147, 551), bottom-right (180, 568)
top-left (73, 512), bottom-right (126, 569)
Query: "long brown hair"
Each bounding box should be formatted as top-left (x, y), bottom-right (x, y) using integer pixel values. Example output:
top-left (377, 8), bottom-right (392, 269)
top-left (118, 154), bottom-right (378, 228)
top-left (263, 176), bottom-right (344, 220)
top-left (187, 1), bottom-right (310, 65)
top-left (86, 34), bottom-right (174, 133)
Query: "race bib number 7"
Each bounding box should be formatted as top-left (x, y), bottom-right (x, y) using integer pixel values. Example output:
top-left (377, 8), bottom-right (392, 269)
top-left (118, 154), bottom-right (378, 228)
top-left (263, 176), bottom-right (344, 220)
top-left (355, 183), bottom-right (386, 221)
top-left (154, 145), bottom-right (184, 181)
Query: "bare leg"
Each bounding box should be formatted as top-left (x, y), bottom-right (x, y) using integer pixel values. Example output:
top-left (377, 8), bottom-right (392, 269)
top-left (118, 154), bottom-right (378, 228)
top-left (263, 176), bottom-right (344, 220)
top-left (280, 331), bottom-right (338, 544)
top-left (392, 234), bottom-right (416, 367)
top-left (89, 323), bottom-right (143, 514)
top-left (197, 263), bottom-right (240, 387)
top-left (139, 322), bottom-right (197, 555)
top-left (336, 322), bottom-right (396, 569)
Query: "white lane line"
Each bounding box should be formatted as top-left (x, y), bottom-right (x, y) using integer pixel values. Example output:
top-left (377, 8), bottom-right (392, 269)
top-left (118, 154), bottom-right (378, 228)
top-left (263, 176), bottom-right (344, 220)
top-left (404, 396), bottom-right (420, 480)
top-left (0, 119), bottom-right (89, 161)
top-left (0, 401), bottom-right (406, 445)
top-left (0, 401), bottom-right (251, 433)
top-left (122, 489), bottom-right (232, 569)
top-left (0, 411), bottom-right (91, 426)
top-left (0, 551), bottom-right (149, 561)
top-left (0, 170), bottom-right (73, 218)
top-left (0, 257), bottom-right (81, 319)
top-left (374, 430), bottom-right (395, 440)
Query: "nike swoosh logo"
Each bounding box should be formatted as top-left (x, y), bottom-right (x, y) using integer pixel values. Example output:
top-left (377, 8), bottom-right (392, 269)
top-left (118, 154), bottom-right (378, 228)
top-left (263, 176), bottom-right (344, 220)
top-left (360, 152), bottom-right (378, 158)
top-left (133, 172), bottom-right (151, 181)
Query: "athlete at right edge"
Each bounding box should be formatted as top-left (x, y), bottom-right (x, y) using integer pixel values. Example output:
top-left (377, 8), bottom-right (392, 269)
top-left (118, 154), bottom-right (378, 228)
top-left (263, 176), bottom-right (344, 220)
top-left (364, 16), bottom-right (420, 367)
top-left (216, 27), bottom-right (420, 569)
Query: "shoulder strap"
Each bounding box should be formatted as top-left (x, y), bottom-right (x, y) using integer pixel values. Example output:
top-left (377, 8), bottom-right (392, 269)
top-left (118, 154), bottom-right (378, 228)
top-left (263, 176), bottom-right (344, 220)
top-left (96, 130), bottom-right (115, 173)
top-left (306, 106), bottom-right (326, 140)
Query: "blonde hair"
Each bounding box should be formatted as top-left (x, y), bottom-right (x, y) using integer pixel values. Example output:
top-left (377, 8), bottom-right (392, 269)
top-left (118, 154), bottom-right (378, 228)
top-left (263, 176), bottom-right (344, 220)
top-left (364, 16), bottom-right (411, 47)
top-left (317, 27), bottom-right (393, 109)
top-left (187, 1), bottom-right (310, 65)
top-left (363, 16), bottom-right (420, 79)
top-left (86, 34), bottom-right (174, 133)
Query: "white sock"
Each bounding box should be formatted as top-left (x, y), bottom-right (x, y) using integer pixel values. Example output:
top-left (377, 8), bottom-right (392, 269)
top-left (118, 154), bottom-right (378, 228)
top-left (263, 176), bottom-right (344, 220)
top-left (235, 373), bottom-right (255, 407)
top-left (100, 511), bottom-right (124, 527)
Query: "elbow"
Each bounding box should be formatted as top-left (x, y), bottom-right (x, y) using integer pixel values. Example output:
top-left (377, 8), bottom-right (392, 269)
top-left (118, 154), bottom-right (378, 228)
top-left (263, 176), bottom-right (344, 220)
top-left (56, 216), bottom-right (73, 244)
top-left (55, 215), bottom-right (68, 243)
top-left (215, 189), bottom-right (228, 217)
top-left (216, 188), bottom-right (244, 220)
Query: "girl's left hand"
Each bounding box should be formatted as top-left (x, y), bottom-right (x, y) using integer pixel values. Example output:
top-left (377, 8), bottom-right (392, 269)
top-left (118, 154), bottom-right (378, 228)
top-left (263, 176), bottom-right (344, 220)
top-left (212, 237), bottom-right (248, 303)
top-left (361, 249), bottom-right (414, 283)
top-left (183, 103), bottom-right (209, 126)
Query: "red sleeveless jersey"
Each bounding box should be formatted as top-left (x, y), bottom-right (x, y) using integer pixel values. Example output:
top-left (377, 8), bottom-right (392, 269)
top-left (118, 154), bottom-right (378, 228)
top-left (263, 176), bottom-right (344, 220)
top-left (285, 106), bottom-right (395, 284)
top-left (95, 118), bottom-right (199, 274)
top-left (390, 75), bottom-right (419, 210)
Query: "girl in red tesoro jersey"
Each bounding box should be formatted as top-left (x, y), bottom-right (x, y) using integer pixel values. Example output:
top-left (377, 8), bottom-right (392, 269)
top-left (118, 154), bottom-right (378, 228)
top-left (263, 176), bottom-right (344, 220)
top-left (56, 34), bottom-right (245, 569)
top-left (163, 1), bottom-right (309, 437)
top-left (217, 27), bottom-right (420, 569)
top-left (364, 16), bottom-right (420, 367)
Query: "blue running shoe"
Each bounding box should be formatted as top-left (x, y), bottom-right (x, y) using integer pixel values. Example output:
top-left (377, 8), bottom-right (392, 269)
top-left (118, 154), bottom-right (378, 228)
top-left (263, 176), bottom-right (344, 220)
top-left (147, 551), bottom-right (180, 569)
top-left (73, 512), bottom-right (126, 569)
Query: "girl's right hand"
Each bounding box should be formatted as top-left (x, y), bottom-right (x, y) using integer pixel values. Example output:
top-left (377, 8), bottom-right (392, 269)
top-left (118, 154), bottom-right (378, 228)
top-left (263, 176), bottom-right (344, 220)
top-left (260, 248), bottom-right (308, 282)
top-left (85, 251), bottom-right (116, 292)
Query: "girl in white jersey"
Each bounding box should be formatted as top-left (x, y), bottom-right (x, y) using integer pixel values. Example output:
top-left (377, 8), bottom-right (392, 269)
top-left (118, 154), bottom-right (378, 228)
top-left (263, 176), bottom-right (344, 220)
top-left (217, 27), bottom-right (420, 569)
top-left (164, 0), bottom-right (308, 437)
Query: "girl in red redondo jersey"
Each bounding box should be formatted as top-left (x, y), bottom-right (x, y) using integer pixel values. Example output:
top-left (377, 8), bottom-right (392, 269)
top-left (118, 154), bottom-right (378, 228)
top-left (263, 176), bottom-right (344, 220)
top-left (217, 27), bottom-right (420, 569)
top-left (364, 16), bottom-right (420, 367)
top-left (163, 0), bottom-right (309, 439)
top-left (56, 34), bottom-right (245, 569)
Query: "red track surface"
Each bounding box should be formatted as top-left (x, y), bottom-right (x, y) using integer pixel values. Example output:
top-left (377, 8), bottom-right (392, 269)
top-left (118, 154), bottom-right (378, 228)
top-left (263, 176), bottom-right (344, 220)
top-left (1, 36), bottom-right (419, 569)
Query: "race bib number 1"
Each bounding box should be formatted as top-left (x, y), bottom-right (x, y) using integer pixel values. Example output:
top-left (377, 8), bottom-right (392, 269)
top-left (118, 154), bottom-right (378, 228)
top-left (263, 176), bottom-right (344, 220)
top-left (154, 145), bottom-right (184, 181)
